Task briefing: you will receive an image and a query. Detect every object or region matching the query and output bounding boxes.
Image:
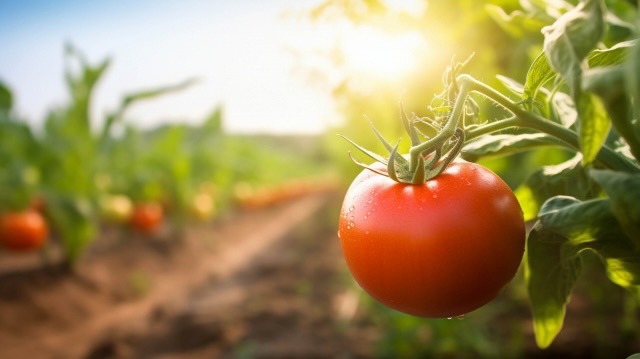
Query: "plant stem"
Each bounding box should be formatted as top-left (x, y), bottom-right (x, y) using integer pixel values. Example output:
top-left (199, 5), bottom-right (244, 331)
top-left (458, 75), bottom-right (640, 173)
top-left (409, 80), bottom-right (470, 173)
top-left (465, 116), bottom-right (519, 142)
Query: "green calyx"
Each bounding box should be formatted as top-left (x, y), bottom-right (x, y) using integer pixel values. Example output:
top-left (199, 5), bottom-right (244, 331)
top-left (342, 57), bottom-right (475, 185)
top-left (341, 108), bottom-right (466, 185)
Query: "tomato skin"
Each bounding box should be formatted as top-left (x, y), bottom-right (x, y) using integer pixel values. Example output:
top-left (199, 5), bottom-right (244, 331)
top-left (130, 202), bottom-right (164, 234)
top-left (338, 161), bottom-right (525, 318)
top-left (0, 209), bottom-right (48, 252)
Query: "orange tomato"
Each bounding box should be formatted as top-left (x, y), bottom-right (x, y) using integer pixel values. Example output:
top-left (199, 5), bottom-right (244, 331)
top-left (0, 209), bottom-right (48, 252)
top-left (130, 202), bottom-right (164, 234)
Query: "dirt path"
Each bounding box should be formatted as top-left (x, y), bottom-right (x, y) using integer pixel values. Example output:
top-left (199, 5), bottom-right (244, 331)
top-left (0, 193), bottom-right (374, 359)
top-left (86, 196), bottom-right (377, 359)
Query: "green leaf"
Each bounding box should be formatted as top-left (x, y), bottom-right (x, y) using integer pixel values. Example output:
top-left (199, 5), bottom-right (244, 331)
top-left (461, 133), bottom-right (566, 162)
top-left (538, 196), bottom-right (615, 243)
top-left (45, 194), bottom-right (97, 264)
top-left (527, 192), bottom-right (640, 346)
top-left (485, 5), bottom-right (548, 38)
top-left (550, 91), bottom-right (576, 127)
top-left (576, 93), bottom-right (611, 165)
top-left (537, 195), bottom-right (640, 288)
top-left (0, 80), bottom-right (12, 113)
top-left (588, 40), bottom-right (636, 68)
top-left (626, 35), bottom-right (640, 133)
top-left (515, 155), bottom-right (600, 221)
top-left (121, 78), bottom-right (198, 108)
top-left (523, 51), bottom-right (556, 106)
top-left (495, 75), bottom-right (524, 96)
top-left (590, 170), bottom-right (640, 246)
top-left (542, 0), bottom-right (605, 98)
top-left (602, 256), bottom-right (640, 287)
top-left (101, 78), bottom-right (199, 141)
top-left (64, 44), bottom-right (111, 137)
top-left (525, 223), bottom-right (582, 348)
top-left (583, 65), bottom-right (640, 160)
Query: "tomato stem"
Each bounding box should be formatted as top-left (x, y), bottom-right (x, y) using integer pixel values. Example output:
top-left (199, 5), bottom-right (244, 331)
top-left (408, 80), bottom-right (471, 178)
top-left (456, 75), bottom-right (640, 173)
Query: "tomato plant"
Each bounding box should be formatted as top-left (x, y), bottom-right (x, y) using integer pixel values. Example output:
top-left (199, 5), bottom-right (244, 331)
top-left (130, 202), bottom-right (164, 234)
top-left (339, 160), bottom-right (525, 317)
top-left (0, 209), bottom-right (48, 252)
top-left (339, 0), bottom-right (640, 348)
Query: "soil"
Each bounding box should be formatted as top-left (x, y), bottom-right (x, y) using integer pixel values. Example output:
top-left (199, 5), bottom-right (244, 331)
top-left (0, 192), bottom-right (638, 359)
top-left (0, 193), bottom-right (376, 359)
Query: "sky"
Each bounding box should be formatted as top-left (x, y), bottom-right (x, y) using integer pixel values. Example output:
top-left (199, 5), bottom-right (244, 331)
top-left (0, 0), bottom-right (339, 134)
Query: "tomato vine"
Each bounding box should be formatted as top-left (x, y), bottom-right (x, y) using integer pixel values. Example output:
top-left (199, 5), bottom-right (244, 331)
top-left (342, 0), bottom-right (640, 349)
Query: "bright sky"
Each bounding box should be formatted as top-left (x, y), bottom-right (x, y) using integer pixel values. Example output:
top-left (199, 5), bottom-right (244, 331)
top-left (0, 0), bottom-right (340, 134)
top-left (0, 0), bottom-right (431, 135)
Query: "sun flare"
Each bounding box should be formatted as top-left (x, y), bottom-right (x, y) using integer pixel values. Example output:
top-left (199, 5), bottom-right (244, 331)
top-left (341, 26), bottom-right (428, 81)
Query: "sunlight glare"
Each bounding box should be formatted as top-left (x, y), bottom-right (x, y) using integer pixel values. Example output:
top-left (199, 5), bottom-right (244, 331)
top-left (383, 0), bottom-right (426, 15)
top-left (341, 26), bottom-right (428, 82)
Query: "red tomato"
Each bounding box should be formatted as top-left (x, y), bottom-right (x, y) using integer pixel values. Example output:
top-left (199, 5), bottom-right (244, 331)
top-left (0, 209), bottom-right (48, 252)
top-left (338, 161), bottom-right (525, 318)
top-left (130, 202), bottom-right (164, 234)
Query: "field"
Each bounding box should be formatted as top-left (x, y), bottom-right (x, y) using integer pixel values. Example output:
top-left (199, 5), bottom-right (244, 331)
top-left (2, 0), bottom-right (640, 357)
top-left (1, 191), bottom-right (638, 358)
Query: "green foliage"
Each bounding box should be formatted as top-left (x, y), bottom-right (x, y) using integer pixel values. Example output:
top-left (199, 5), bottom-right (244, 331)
top-left (0, 80), bottom-right (12, 113)
top-left (475, 0), bottom-right (640, 348)
top-left (309, 0), bottom-right (640, 354)
top-left (525, 222), bottom-right (582, 348)
top-left (1, 44), bottom-right (331, 264)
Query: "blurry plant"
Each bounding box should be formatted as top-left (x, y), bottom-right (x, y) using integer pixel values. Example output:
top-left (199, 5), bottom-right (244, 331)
top-left (0, 44), bottom-right (197, 264)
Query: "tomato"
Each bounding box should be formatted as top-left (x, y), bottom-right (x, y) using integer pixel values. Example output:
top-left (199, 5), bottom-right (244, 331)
top-left (338, 161), bottom-right (525, 318)
top-left (0, 209), bottom-right (48, 252)
top-left (130, 202), bottom-right (164, 234)
top-left (190, 192), bottom-right (215, 221)
top-left (99, 194), bottom-right (133, 223)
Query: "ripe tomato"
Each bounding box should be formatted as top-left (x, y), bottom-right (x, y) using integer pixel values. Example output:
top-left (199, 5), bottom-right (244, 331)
top-left (130, 202), bottom-right (164, 234)
top-left (0, 209), bottom-right (48, 252)
top-left (338, 161), bottom-right (525, 318)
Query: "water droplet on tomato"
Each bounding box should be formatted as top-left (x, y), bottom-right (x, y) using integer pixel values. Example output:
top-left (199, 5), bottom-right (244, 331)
top-left (367, 198), bottom-right (373, 203)
top-left (432, 194), bottom-right (438, 199)
top-left (447, 317), bottom-right (453, 320)
top-left (349, 221), bottom-right (355, 228)
top-left (348, 206), bottom-right (355, 213)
